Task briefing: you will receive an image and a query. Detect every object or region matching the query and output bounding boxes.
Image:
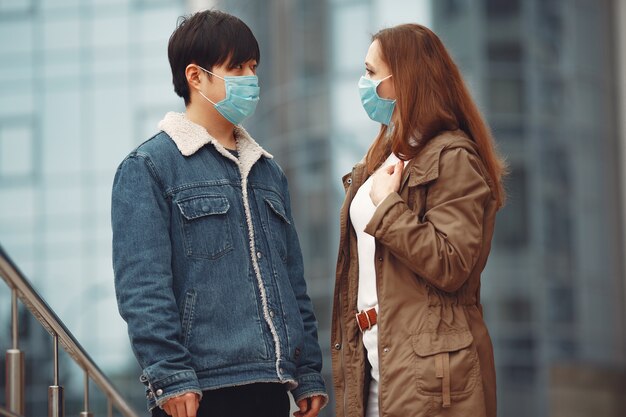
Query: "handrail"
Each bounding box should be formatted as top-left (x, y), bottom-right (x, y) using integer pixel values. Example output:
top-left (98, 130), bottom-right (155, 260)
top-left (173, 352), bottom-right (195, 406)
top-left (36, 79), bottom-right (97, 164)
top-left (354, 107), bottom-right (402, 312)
top-left (0, 244), bottom-right (140, 417)
top-left (0, 405), bottom-right (24, 417)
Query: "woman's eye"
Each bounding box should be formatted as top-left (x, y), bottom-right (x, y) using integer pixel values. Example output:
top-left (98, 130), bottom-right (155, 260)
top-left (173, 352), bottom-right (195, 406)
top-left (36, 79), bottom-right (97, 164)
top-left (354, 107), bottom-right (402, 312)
top-left (365, 68), bottom-right (373, 76)
top-left (233, 64), bottom-right (243, 69)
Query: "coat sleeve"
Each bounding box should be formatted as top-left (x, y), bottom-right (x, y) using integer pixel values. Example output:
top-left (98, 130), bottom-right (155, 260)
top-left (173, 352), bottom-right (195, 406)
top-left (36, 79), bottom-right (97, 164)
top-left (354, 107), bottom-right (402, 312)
top-left (279, 172), bottom-right (328, 407)
top-left (112, 153), bottom-right (202, 408)
top-left (364, 148), bottom-right (492, 293)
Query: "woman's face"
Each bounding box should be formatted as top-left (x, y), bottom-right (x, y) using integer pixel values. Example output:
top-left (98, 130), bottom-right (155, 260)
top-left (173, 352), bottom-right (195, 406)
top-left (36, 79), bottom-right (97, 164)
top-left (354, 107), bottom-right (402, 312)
top-left (364, 40), bottom-right (396, 101)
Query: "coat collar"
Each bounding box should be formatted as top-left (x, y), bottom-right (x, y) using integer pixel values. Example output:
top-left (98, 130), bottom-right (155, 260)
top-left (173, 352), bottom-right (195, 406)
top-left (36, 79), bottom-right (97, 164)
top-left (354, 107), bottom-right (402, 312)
top-left (402, 130), bottom-right (478, 188)
top-left (158, 112), bottom-right (273, 176)
top-left (342, 130), bottom-right (479, 192)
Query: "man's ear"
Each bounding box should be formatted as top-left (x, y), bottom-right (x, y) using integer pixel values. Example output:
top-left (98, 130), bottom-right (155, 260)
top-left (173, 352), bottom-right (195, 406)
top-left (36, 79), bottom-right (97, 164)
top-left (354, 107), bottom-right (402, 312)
top-left (186, 64), bottom-right (202, 90)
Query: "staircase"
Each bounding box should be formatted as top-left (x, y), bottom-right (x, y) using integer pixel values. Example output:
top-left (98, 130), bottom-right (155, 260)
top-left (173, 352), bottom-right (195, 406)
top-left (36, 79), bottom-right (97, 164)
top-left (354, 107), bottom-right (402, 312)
top-left (0, 244), bottom-right (140, 417)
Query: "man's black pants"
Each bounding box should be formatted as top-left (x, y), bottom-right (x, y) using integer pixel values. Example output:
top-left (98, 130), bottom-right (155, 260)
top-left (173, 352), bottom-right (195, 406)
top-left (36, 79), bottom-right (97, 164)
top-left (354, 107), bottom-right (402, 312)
top-left (151, 383), bottom-right (290, 417)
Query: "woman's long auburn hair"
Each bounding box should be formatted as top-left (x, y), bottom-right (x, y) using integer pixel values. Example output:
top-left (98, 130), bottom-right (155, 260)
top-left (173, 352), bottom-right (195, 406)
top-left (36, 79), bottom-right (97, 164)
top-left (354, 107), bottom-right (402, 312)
top-left (366, 24), bottom-right (507, 207)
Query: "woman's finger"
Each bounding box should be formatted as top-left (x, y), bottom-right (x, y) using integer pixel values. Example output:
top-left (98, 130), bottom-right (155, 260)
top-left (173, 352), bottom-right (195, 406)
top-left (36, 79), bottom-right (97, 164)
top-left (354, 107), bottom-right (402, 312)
top-left (392, 161), bottom-right (404, 182)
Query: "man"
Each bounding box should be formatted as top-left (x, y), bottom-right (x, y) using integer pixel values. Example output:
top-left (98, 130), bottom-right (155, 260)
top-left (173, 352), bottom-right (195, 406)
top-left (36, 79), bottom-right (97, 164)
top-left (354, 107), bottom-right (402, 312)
top-left (112, 10), bottom-right (327, 417)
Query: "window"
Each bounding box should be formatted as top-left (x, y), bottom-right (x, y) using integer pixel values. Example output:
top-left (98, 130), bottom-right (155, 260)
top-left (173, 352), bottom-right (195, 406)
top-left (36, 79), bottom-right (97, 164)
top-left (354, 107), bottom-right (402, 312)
top-left (488, 76), bottom-right (525, 115)
top-left (441, 0), bottom-right (467, 19)
top-left (488, 41), bottom-right (523, 64)
top-left (547, 285), bottom-right (575, 323)
top-left (500, 295), bottom-right (533, 323)
top-left (486, 0), bottom-right (520, 18)
top-left (0, 121), bottom-right (36, 182)
top-left (0, 0), bottom-right (33, 14)
top-left (501, 364), bottom-right (535, 385)
top-left (493, 163), bottom-right (529, 249)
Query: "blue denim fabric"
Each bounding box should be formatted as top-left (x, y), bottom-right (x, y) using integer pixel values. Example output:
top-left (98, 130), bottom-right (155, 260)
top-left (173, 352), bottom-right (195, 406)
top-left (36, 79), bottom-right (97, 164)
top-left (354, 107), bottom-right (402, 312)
top-left (111, 131), bottom-right (326, 411)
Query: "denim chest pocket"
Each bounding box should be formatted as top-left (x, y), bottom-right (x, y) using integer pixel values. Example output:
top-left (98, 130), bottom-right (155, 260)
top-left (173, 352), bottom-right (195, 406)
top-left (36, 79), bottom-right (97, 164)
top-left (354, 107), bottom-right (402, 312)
top-left (177, 195), bottom-right (233, 260)
top-left (264, 197), bottom-right (290, 263)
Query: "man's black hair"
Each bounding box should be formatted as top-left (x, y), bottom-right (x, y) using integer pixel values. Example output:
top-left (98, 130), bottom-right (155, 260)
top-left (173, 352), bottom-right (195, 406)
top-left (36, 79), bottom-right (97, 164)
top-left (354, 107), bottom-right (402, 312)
top-left (168, 10), bottom-right (260, 105)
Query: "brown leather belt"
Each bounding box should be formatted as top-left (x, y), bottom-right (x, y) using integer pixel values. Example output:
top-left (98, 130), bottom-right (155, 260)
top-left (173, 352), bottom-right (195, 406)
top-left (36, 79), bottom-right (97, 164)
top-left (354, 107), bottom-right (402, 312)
top-left (355, 308), bottom-right (377, 332)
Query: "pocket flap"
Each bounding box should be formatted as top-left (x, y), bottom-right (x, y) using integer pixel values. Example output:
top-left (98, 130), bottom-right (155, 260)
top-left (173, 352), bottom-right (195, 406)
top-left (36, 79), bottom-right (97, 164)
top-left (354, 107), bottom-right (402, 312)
top-left (264, 197), bottom-right (290, 224)
top-left (412, 329), bottom-right (474, 357)
top-left (177, 195), bottom-right (230, 220)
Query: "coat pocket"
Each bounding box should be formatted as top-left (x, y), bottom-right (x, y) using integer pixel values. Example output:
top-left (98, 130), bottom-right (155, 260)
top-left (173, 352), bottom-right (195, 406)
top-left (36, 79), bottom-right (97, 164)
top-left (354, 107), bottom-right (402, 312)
top-left (177, 195), bottom-right (233, 260)
top-left (411, 329), bottom-right (480, 407)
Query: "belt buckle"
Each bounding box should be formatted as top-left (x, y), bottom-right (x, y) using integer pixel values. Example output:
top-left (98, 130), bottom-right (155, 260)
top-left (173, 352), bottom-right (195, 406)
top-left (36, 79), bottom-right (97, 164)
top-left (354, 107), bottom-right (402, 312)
top-left (356, 310), bottom-right (373, 332)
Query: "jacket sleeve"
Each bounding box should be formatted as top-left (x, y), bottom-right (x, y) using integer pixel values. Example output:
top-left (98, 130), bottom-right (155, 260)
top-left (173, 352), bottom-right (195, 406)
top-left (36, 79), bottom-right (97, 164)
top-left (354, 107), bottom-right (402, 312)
top-left (111, 153), bottom-right (202, 408)
top-left (280, 173), bottom-right (328, 407)
top-left (364, 148), bottom-right (492, 293)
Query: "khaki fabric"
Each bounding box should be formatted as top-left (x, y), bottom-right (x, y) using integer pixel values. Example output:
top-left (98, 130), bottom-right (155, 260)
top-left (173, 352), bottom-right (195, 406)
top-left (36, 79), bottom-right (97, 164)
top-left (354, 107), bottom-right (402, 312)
top-left (331, 130), bottom-right (498, 417)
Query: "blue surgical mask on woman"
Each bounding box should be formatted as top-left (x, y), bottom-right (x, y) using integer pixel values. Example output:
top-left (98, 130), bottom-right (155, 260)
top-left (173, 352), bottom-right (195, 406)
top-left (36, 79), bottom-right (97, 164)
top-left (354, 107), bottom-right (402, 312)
top-left (358, 74), bottom-right (396, 126)
top-left (196, 65), bottom-right (260, 125)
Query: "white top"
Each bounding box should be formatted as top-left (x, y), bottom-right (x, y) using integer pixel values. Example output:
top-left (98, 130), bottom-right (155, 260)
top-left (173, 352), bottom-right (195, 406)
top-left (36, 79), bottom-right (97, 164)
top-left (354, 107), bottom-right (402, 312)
top-left (349, 152), bottom-right (402, 388)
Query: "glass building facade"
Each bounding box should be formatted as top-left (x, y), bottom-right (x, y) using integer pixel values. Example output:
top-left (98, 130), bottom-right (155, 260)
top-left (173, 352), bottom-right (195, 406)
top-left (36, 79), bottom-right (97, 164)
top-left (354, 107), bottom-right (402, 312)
top-left (0, 1), bottom-right (187, 414)
top-left (430, 0), bottom-right (625, 415)
top-left (1, 0), bottom-right (624, 416)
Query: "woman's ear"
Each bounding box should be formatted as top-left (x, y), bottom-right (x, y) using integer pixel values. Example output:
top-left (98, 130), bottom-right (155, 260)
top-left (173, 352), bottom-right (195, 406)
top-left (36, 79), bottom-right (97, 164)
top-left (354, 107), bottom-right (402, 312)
top-left (186, 64), bottom-right (202, 90)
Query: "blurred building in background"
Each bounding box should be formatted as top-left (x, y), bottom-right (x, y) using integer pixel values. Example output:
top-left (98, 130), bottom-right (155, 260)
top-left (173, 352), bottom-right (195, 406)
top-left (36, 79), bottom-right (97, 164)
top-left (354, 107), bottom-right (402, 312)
top-left (430, 0), bottom-right (626, 415)
top-left (0, 0), bottom-right (187, 414)
top-left (1, 0), bottom-right (625, 416)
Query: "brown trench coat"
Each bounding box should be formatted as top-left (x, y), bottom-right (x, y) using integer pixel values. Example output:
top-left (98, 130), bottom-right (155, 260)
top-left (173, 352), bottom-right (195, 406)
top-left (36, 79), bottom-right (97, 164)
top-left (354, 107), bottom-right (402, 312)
top-left (331, 130), bottom-right (498, 417)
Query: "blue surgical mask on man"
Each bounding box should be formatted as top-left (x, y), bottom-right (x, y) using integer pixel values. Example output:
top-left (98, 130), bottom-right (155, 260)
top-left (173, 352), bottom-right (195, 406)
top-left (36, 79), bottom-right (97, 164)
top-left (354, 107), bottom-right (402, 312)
top-left (358, 74), bottom-right (396, 126)
top-left (196, 65), bottom-right (260, 125)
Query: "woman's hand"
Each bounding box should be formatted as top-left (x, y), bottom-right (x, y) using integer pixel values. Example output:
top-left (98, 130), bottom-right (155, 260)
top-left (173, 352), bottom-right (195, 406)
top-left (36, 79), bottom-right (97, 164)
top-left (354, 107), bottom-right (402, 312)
top-left (370, 160), bottom-right (404, 206)
top-left (162, 392), bottom-right (200, 417)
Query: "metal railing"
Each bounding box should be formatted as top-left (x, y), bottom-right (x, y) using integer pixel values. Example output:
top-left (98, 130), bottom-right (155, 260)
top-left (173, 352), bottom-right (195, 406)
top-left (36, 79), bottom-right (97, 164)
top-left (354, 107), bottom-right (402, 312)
top-left (0, 244), bottom-right (140, 417)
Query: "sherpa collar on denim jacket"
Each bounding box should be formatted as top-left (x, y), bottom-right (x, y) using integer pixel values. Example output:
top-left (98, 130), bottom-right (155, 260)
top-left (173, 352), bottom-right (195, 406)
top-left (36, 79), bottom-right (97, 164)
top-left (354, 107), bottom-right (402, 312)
top-left (158, 111), bottom-right (273, 178)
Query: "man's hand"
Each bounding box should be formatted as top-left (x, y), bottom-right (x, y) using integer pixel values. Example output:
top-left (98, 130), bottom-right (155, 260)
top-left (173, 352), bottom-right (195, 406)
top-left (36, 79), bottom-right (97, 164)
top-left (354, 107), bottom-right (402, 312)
top-left (162, 392), bottom-right (200, 417)
top-left (370, 160), bottom-right (404, 206)
top-left (294, 395), bottom-right (324, 417)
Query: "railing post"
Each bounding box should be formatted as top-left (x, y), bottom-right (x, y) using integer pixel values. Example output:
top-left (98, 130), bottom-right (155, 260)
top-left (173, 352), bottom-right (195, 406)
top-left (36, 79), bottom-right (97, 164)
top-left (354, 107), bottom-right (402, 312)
top-left (5, 287), bottom-right (25, 416)
top-left (48, 333), bottom-right (64, 417)
top-left (80, 370), bottom-right (94, 417)
top-left (1, 246), bottom-right (141, 417)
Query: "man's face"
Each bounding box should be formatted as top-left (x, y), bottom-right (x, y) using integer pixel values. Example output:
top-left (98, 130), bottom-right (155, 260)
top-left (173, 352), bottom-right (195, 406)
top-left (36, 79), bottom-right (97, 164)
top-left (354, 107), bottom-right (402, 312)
top-left (199, 59), bottom-right (258, 104)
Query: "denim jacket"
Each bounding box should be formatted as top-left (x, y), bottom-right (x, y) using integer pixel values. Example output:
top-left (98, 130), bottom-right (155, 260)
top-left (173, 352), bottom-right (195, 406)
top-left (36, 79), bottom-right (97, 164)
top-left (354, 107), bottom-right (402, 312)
top-left (111, 112), bottom-right (327, 411)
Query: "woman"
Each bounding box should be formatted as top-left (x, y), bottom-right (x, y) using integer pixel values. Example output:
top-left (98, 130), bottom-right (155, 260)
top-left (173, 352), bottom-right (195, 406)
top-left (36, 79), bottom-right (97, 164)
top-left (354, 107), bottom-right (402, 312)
top-left (331, 24), bottom-right (506, 417)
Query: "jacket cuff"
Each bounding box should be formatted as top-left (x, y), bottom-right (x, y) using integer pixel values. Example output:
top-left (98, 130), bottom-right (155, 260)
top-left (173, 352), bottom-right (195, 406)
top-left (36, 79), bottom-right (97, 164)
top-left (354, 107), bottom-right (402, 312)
top-left (141, 369), bottom-right (202, 410)
top-left (291, 373), bottom-right (328, 409)
top-left (364, 192), bottom-right (405, 237)
top-left (153, 388), bottom-right (203, 410)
